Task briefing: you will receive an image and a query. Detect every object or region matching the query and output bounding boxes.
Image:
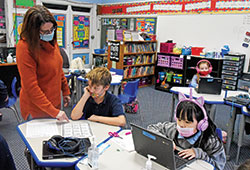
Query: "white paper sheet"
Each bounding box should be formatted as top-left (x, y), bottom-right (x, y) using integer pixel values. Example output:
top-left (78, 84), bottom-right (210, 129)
top-left (110, 130), bottom-right (135, 152)
top-left (26, 122), bottom-right (60, 138)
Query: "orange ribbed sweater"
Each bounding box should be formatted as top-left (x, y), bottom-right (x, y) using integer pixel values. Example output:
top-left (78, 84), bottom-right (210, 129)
top-left (16, 40), bottom-right (70, 120)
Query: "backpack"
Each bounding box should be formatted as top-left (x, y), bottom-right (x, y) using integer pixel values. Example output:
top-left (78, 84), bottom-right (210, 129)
top-left (124, 99), bottom-right (139, 114)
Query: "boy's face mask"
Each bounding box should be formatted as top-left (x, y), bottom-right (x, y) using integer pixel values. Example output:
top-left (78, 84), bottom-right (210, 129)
top-left (90, 89), bottom-right (105, 99)
top-left (176, 125), bottom-right (196, 137)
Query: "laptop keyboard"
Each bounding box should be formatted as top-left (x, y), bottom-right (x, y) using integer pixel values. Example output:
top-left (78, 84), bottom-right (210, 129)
top-left (175, 155), bottom-right (189, 168)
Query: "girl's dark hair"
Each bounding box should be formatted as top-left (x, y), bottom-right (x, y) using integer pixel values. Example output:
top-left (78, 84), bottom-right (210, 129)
top-left (20, 5), bottom-right (57, 58)
top-left (176, 101), bottom-right (222, 149)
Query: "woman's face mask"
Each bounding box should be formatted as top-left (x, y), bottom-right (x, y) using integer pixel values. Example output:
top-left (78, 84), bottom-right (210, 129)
top-left (40, 30), bottom-right (55, 42)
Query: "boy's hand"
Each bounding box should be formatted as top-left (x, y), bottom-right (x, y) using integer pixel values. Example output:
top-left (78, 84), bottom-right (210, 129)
top-left (87, 115), bottom-right (98, 122)
top-left (178, 148), bottom-right (196, 160)
top-left (84, 86), bottom-right (91, 97)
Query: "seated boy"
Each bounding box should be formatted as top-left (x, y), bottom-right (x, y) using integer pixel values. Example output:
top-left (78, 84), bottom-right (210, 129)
top-left (71, 67), bottom-right (126, 127)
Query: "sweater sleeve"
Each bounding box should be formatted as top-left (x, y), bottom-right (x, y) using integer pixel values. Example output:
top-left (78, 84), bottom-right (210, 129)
top-left (61, 70), bottom-right (70, 96)
top-left (147, 121), bottom-right (177, 140)
top-left (16, 41), bottom-right (59, 117)
top-left (193, 136), bottom-right (226, 170)
top-left (190, 74), bottom-right (198, 88)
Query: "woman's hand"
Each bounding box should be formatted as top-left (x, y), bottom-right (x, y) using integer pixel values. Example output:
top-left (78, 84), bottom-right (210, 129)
top-left (56, 110), bottom-right (69, 122)
top-left (63, 95), bottom-right (71, 107)
top-left (178, 148), bottom-right (196, 160)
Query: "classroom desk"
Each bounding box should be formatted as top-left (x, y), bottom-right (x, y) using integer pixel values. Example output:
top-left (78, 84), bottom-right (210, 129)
top-left (170, 87), bottom-right (226, 122)
top-left (16, 119), bottom-right (120, 168)
top-left (224, 92), bottom-right (249, 161)
top-left (75, 130), bottom-right (214, 170)
top-left (76, 74), bottom-right (123, 101)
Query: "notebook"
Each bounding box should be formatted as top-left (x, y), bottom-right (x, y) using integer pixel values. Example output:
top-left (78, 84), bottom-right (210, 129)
top-left (195, 77), bottom-right (222, 95)
top-left (131, 123), bottom-right (195, 170)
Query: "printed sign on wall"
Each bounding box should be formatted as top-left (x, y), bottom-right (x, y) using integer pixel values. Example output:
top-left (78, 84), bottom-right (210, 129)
top-left (14, 0), bottom-right (36, 8)
top-left (110, 41), bottom-right (120, 62)
top-left (72, 15), bottom-right (90, 49)
top-left (54, 14), bottom-right (66, 48)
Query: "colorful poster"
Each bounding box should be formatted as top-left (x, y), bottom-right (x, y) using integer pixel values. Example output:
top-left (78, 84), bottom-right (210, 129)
top-left (13, 13), bottom-right (24, 45)
top-left (136, 18), bottom-right (145, 32)
top-left (145, 18), bottom-right (156, 35)
top-left (54, 14), bottom-right (66, 48)
top-left (72, 15), bottom-right (90, 49)
top-left (14, 0), bottom-right (36, 8)
top-left (73, 53), bottom-right (89, 64)
top-left (121, 18), bottom-right (128, 29)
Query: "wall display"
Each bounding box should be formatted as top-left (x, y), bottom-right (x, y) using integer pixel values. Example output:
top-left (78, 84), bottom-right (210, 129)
top-left (54, 14), bottom-right (66, 48)
top-left (136, 18), bottom-right (145, 32)
top-left (121, 18), bottom-right (128, 29)
top-left (110, 41), bottom-right (120, 62)
top-left (99, 0), bottom-right (250, 15)
top-left (73, 53), bottom-right (89, 65)
top-left (72, 15), bottom-right (90, 49)
top-left (14, 0), bottom-right (36, 8)
top-left (13, 13), bottom-right (24, 45)
top-left (145, 18), bottom-right (156, 35)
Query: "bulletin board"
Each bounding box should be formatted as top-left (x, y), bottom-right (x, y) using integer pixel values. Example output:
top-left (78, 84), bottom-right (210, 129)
top-left (54, 14), bottom-right (66, 48)
top-left (13, 0), bottom-right (35, 8)
top-left (13, 13), bottom-right (24, 45)
top-left (73, 53), bottom-right (89, 65)
top-left (72, 15), bottom-right (90, 49)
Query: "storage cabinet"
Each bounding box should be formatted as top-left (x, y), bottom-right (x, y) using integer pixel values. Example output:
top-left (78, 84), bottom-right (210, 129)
top-left (92, 53), bottom-right (108, 68)
top-left (0, 0), bottom-right (6, 48)
top-left (155, 53), bottom-right (186, 92)
top-left (221, 53), bottom-right (245, 90)
top-left (107, 40), bottom-right (157, 87)
top-left (155, 54), bottom-right (224, 92)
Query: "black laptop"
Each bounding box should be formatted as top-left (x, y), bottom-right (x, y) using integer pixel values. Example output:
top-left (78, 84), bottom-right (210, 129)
top-left (195, 77), bottom-right (222, 95)
top-left (131, 123), bottom-right (195, 170)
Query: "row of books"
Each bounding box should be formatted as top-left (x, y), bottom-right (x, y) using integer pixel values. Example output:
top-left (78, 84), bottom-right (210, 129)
top-left (124, 43), bottom-right (156, 53)
top-left (124, 66), bottom-right (154, 78)
top-left (123, 54), bottom-right (155, 65)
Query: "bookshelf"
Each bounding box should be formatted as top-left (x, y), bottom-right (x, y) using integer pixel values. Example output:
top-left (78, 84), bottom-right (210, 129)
top-left (107, 40), bottom-right (157, 87)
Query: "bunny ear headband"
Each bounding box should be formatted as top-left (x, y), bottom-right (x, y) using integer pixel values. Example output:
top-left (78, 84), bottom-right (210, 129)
top-left (175, 88), bottom-right (207, 122)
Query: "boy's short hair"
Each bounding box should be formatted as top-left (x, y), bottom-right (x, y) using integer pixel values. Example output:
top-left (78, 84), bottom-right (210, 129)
top-left (86, 67), bottom-right (111, 87)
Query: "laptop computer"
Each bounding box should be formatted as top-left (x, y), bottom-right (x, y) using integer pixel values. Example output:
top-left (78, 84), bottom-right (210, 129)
top-left (195, 77), bottom-right (222, 95)
top-left (131, 123), bottom-right (195, 170)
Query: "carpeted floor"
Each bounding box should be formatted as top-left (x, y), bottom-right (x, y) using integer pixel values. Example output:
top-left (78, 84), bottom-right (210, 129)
top-left (0, 86), bottom-right (250, 170)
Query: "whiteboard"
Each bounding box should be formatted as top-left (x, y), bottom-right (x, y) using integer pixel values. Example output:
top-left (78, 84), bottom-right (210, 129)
top-left (156, 14), bottom-right (250, 72)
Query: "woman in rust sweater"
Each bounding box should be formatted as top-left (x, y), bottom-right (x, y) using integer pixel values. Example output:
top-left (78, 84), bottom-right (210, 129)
top-left (16, 5), bottom-right (70, 121)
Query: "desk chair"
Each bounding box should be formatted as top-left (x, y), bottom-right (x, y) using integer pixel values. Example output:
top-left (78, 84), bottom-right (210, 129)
top-left (118, 79), bottom-right (139, 105)
top-left (0, 77), bottom-right (22, 123)
top-left (235, 107), bottom-right (250, 165)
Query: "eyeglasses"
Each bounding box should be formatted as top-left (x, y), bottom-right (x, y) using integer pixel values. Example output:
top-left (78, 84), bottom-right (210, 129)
top-left (40, 27), bottom-right (56, 35)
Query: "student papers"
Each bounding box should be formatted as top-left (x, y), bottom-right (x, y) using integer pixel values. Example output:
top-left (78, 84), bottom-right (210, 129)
top-left (110, 130), bottom-right (135, 152)
top-left (26, 122), bottom-right (60, 138)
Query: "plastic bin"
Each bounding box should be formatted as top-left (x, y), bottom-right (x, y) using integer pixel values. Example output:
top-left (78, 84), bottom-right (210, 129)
top-left (157, 55), bottom-right (170, 67)
top-left (94, 49), bottom-right (105, 54)
top-left (223, 60), bottom-right (240, 67)
top-left (171, 56), bottom-right (183, 69)
top-left (191, 47), bottom-right (204, 56)
top-left (222, 84), bottom-right (236, 90)
top-left (160, 43), bottom-right (176, 53)
top-left (238, 79), bottom-right (250, 92)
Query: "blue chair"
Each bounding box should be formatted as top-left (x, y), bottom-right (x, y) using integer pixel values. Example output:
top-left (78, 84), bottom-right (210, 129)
top-left (0, 77), bottom-right (22, 123)
top-left (118, 79), bottom-right (139, 105)
top-left (110, 68), bottom-right (124, 76)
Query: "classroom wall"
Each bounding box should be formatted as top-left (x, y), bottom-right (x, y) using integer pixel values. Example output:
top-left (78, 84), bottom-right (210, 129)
top-left (157, 14), bottom-right (250, 72)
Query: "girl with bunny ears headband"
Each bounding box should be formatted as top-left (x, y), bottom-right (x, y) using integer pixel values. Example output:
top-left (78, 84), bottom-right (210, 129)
top-left (147, 88), bottom-right (226, 169)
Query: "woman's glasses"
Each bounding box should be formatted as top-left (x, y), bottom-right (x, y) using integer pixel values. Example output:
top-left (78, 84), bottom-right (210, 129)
top-left (40, 27), bottom-right (56, 35)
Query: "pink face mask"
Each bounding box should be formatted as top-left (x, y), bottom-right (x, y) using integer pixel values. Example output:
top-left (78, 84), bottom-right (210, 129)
top-left (177, 125), bottom-right (196, 137)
